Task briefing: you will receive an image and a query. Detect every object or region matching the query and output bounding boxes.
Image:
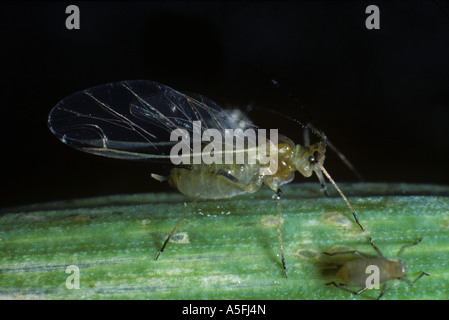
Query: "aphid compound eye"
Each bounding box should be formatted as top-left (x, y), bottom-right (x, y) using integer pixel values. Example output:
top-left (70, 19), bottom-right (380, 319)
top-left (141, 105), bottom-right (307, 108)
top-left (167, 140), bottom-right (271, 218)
top-left (308, 151), bottom-right (323, 164)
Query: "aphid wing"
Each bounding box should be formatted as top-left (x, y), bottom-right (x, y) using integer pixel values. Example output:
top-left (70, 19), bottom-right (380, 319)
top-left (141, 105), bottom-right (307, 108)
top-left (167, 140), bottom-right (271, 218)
top-left (48, 80), bottom-right (256, 161)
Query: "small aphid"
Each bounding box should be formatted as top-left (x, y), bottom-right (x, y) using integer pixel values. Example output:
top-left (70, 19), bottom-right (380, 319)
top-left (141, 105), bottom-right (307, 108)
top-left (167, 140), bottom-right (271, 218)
top-left (323, 237), bottom-right (430, 299)
top-left (48, 80), bottom-right (365, 278)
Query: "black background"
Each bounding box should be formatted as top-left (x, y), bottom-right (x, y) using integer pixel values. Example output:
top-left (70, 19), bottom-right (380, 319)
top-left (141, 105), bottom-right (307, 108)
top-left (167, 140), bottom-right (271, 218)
top-left (1, 1), bottom-right (448, 208)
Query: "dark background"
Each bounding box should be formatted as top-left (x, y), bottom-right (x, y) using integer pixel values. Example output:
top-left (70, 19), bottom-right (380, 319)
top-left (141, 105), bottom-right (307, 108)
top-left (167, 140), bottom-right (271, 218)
top-left (1, 1), bottom-right (448, 208)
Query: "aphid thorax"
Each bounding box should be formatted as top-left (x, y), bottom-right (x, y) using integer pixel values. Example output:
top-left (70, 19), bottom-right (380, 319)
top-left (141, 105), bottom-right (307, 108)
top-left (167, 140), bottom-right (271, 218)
top-left (258, 133), bottom-right (326, 191)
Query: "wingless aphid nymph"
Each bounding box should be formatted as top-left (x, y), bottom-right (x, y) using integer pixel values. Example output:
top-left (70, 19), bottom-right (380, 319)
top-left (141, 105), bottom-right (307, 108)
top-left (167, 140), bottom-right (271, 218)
top-left (324, 237), bottom-right (430, 299)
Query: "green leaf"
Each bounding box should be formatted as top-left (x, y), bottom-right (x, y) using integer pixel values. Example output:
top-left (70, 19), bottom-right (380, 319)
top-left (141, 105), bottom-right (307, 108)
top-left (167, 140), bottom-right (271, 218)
top-left (0, 183), bottom-right (448, 299)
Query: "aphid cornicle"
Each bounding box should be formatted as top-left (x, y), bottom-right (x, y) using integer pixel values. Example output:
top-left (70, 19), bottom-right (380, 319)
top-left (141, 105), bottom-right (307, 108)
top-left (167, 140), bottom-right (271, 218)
top-left (323, 237), bottom-right (430, 299)
top-left (48, 80), bottom-right (364, 278)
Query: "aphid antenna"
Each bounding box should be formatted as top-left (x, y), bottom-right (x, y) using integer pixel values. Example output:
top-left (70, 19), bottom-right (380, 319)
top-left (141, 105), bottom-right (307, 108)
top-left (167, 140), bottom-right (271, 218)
top-left (230, 61), bottom-right (363, 180)
top-left (396, 237), bottom-right (423, 258)
top-left (433, 0), bottom-right (449, 21)
top-left (307, 122), bottom-right (364, 182)
top-left (268, 78), bottom-right (364, 182)
top-left (247, 105), bottom-right (324, 142)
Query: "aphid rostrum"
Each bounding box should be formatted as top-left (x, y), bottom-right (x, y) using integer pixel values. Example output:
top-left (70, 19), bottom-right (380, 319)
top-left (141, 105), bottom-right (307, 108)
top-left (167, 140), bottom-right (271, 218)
top-left (323, 237), bottom-right (430, 299)
top-left (48, 80), bottom-right (365, 278)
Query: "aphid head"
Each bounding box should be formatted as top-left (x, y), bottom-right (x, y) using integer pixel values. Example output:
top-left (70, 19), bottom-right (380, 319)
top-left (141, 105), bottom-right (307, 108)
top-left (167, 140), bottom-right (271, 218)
top-left (387, 259), bottom-right (408, 280)
top-left (293, 141), bottom-right (327, 179)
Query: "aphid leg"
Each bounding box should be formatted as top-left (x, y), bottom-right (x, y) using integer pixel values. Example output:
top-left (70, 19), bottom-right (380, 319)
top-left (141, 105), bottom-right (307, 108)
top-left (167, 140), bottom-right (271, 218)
top-left (324, 237), bottom-right (384, 259)
top-left (217, 169), bottom-right (240, 184)
top-left (273, 188), bottom-right (288, 279)
top-left (377, 279), bottom-right (405, 300)
top-left (313, 168), bottom-right (329, 197)
top-left (150, 173), bottom-right (168, 182)
top-left (152, 165), bottom-right (192, 183)
top-left (377, 283), bottom-right (388, 300)
top-left (396, 237), bottom-right (423, 258)
top-left (323, 250), bottom-right (372, 258)
top-left (326, 282), bottom-right (368, 296)
top-left (378, 271), bottom-right (429, 299)
top-left (217, 169), bottom-right (263, 193)
top-left (368, 237), bottom-right (385, 258)
top-left (154, 203), bottom-right (188, 260)
top-left (402, 272), bottom-right (431, 286)
top-left (217, 170), bottom-right (288, 278)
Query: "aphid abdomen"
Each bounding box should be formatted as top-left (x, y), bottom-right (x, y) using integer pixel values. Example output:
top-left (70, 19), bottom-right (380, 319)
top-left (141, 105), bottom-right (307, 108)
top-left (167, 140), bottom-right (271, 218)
top-left (339, 258), bottom-right (390, 287)
top-left (169, 163), bottom-right (264, 199)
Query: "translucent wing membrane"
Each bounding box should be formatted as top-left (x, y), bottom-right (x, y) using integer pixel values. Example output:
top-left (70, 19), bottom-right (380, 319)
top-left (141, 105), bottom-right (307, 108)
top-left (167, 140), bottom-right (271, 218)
top-left (48, 80), bottom-right (258, 161)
